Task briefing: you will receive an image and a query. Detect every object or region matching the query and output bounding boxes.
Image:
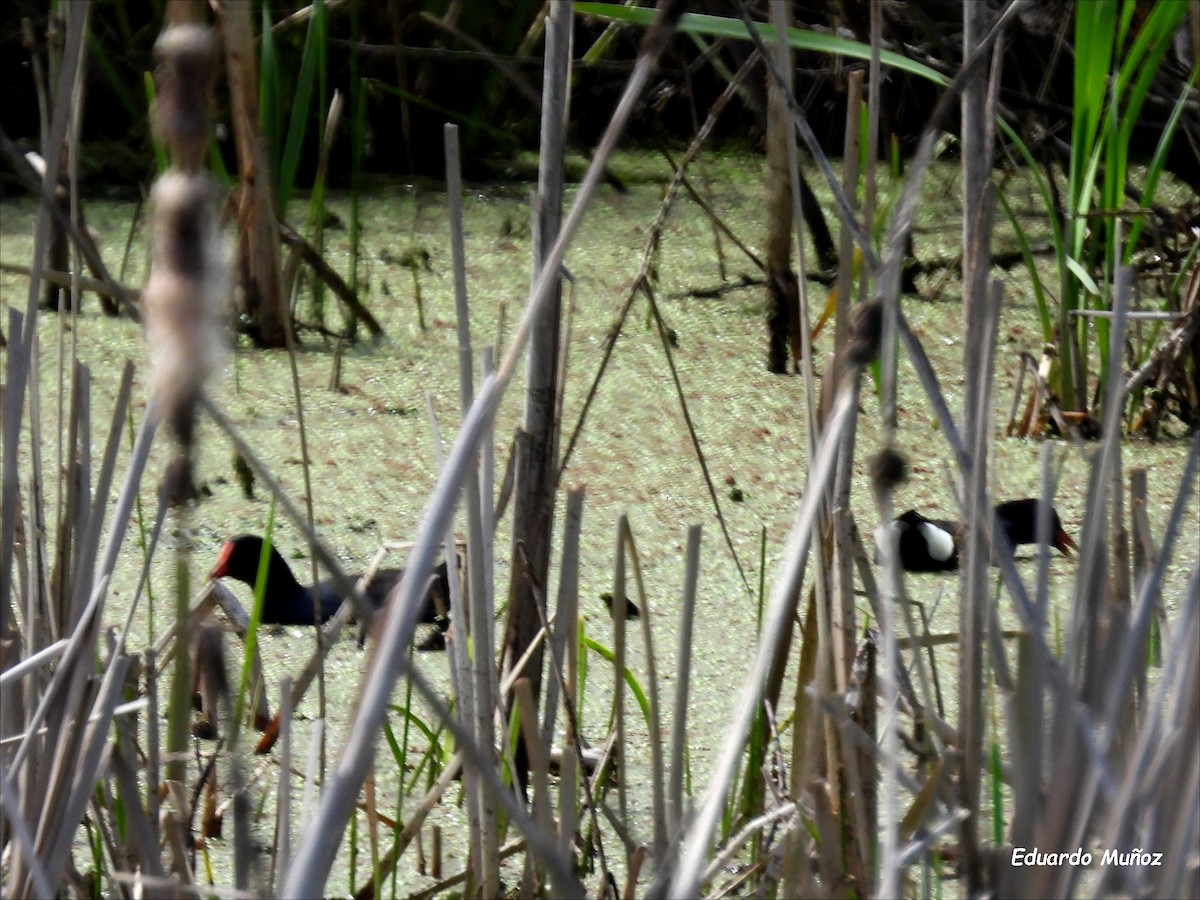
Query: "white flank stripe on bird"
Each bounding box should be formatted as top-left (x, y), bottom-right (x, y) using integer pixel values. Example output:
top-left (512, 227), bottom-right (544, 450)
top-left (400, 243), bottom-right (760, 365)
top-left (919, 521), bottom-right (955, 561)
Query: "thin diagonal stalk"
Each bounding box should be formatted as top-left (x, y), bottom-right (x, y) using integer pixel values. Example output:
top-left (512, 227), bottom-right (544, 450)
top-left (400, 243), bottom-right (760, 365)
top-left (275, 233), bottom-right (328, 769)
top-left (7, 405), bottom-right (156, 779)
top-left (556, 48), bottom-right (759, 486)
top-left (423, 392), bottom-right (482, 884)
top-left (668, 524), bottom-right (701, 835)
top-left (645, 284), bottom-right (751, 593)
top-left (669, 378), bottom-right (859, 899)
top-left (611, 517), bottom-right (629, 828)
top-left (895, 308), bottom-right (1127, 833)
top-left (40, 655), bottom-right (132, 891)
top-left (0, 772), bottom-right (53, 898)
top-left (281, 8), bottom-right (683, 896)
top-left (540, 491), bottom-right (582, 749)
top-left (443, 121), bottom-right (498, 892)
top-left (273, 675), bottom-right (293, 894)
top-left (769, 9), bottom-right (851, 881)
top-left (1, 2), bottom-right (89, 621)
top-left (1045, 435), bottom-right (1198, 900)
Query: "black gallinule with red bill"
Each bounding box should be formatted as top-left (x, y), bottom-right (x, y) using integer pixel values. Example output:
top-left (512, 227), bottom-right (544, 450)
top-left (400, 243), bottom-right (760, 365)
top-left (209, 534), bottom-right (452, 629)
top-left (884, 499), bottom-right (1077, 573)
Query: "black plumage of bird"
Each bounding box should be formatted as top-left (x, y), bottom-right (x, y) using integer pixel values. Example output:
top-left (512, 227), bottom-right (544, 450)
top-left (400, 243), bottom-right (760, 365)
top-left (209, 534), bottom-right (452, 630)
top-left (882, 499), bottom-right (1078, 573)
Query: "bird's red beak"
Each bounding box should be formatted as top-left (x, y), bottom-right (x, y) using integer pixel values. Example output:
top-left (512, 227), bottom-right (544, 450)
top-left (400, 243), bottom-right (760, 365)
top-left (1055, 527), bottom-right (1078, 557)
top-left (209, 541), bottom-right (234, 580)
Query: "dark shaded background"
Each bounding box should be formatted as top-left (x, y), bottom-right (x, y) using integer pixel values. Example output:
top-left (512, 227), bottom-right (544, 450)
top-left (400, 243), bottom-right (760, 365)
top-left (1, 0), bottom-right (1195, 197)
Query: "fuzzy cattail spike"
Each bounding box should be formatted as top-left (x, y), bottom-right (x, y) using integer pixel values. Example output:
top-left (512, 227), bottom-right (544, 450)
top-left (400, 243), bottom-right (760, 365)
top-left (154, 23), bottom-right (217, 172)
top-left (142, 170), bottom-right (228, 460)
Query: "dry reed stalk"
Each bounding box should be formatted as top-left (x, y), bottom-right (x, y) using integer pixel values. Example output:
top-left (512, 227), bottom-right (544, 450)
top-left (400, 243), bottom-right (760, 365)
top-left (6, 399), bottom-right (153, 820)
top-left (1099, 566), bottom-right (1198, 899)
top-left (701, 800), bottom-right (798, 886)
top-left (1, 2), bottom-right (88, 628)
top-left (1013, 433), bottom-right (1198, 898)
top-left (515, 677), bottom-right (553, 893)
top-left (611, 515), bottom-right (630, 832)
top-left (534, 490), bottom-right (617, 884)
top-left (212, 0), bottom-right (286, 347)
top-left (668, 524), bottom-right (702, 835)
top-left (282, 9), bottom-right (685, 895)
top-left (830, 63), bottom-right (864, 685)
top-left (272, 675), bottom-right (293, 894)
top-left (0, 139), bottom-right (138, 320)
top-left (555, 50), bottom-right (761, 595)
top-left (775, 5), bottom-right (871, 889)
top-left (671, 378), bottom-right (861, 897)
top-left (1008, 445), bottom-right (1055, 850)
top-left (402, 840), bottom-right (529, 900)
top-left (442, 121), bottom-right (501, 893)
top-left (111, 713), bottom-right (163, 877)
top-left (40, 653), bottom-right (133, 892)
top-left (422, 390), bottom-right (485, 890)
top-left (353, 582), bottom-right (590, 900)
top-left (956, 0), bottom-right (1006, 884)
top-left (479, 345), bottom-right (500, 658)
top-left (622, 515), bottom-right (668, 857)
top-left (504, 2), bottom-right (573, 806)
top-left (540, 490), bottom-right (583, 751)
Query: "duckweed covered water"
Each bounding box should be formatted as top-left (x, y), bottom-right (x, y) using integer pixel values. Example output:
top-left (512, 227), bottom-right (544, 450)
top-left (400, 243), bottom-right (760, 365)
top-left (2, 151), bottom-right (1196, 895)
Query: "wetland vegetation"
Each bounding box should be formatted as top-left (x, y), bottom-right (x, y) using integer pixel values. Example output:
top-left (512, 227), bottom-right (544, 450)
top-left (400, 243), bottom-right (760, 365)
top-left (2, 2), bottom-right (1197, 898)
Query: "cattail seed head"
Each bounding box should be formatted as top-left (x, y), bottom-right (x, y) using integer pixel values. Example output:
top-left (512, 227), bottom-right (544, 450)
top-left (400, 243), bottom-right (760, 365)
top-left (143, 170), bottom-right (228, 452)
top-left (868, 448), bottom-right (909, 496)
top-left (154, 24), bottom-right (217, 172)
top-left (846, 300), bottom-right (884, 368)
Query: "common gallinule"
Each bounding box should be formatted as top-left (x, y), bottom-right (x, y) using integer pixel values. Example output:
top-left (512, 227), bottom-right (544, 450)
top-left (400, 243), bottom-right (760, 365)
top-left (209, 534), bottom-right (452, 628)
top-left (884, 499), bottom-right (1078, 573)
top-left (993, 498), bottom-right (1078, 557)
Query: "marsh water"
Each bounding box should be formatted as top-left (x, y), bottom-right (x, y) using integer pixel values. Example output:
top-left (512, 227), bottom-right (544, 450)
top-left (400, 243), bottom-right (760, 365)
top-left (2, 152), bottom-right (1196, 895)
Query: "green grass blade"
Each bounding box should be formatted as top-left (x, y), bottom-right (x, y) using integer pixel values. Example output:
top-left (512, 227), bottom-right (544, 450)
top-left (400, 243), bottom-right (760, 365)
top-left (1114, 1), bottom-right (1188, 109)
top-left (1071, 0), bottom-right (1116, 189)
top-left (997, 119), bottom-right (1067, 305)
top-left (278, 0), bottom-right (325, 213)
top-left (1125, 66), bottom-right (1199, 259)
top-left (260, 5), bottom-right (283, 198)
top-left (387, 703), bottom-right (446, 757)
top-left (142, 72), bottom-right (167, 175)
top-left (998, 191), bottom-right (1052, 341)
top-left (575, 3), bottom-right (949, 86)
top-left (232, 495), bottom-right (277, 747)
top-left (582, 635), bottom-right (652, 728)
top-left (1065, 256), bottom-right (1102, 298)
